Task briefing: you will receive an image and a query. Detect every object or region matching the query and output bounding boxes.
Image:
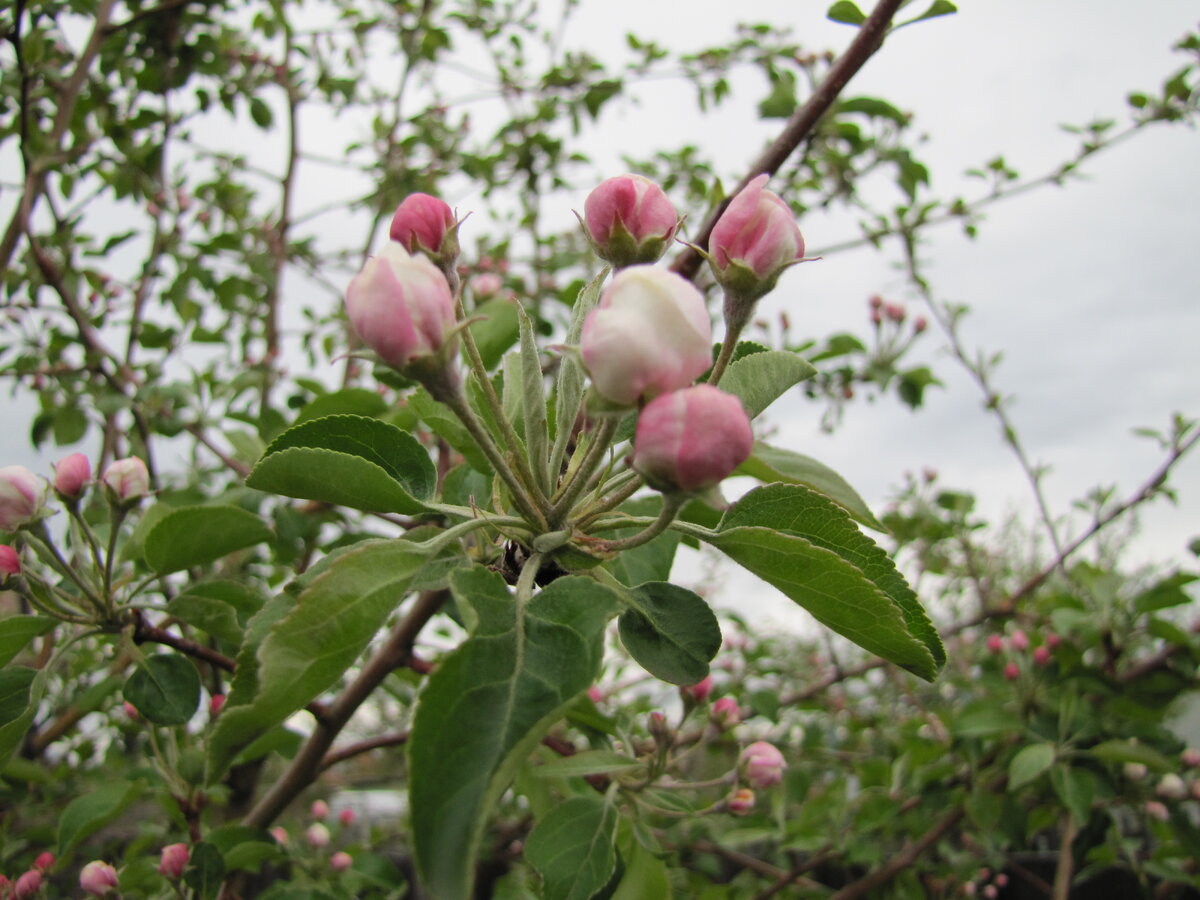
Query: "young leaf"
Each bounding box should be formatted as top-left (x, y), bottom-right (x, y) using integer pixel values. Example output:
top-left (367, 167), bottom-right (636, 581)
top-left (1008, 743), bottom-right (1056, 790)
top-left (735, 441), bottom-right (886, 531)
top-left (718, 350), bottom-right (816, 419)
top-left (0, 668), bottom-right (43, 766)
top-left (144, 506), bottom-right (273, 574)
top-left (409, 567), bottom-right (619, 900)
top-left (551, 268), bottom-right (609, 479)
top-left (58, 782), bottom-right (140, 856)
top-left (469, 296), bottom-right (522, 371)
top-left (827, 1), bottom-right (867, 25)
top-left (532, 750), bottom-right (643, 779)
top-left (525, 796), bottom-right (619, 900)
top-left (293, 387), bottom-right (388, 424)
top-left (604, 497), bottom-right (682, 587)
top-left (517, 304), bottom-right (551, 494)
top-left (719, 484), bottom-right (944, 672)
top-left (205, 542), bottom-right (432, 781)
top-left (123, 654), bottom-right (201, 725)
top-left (0, 616), bottom-right (56, 667)
top-left (246, 414), bottom-right (436, 514)
top-left (618, 582), bottom-right (722, 685)
top-left (409, 388), bottom-right (492, 474)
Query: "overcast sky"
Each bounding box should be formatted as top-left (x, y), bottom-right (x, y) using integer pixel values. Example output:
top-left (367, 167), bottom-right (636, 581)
top-left (3, 1), bottom-right (1197, 629)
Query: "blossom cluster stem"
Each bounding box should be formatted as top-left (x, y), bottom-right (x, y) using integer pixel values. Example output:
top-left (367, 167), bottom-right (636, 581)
top-left (551, 416), bottom-right (619, 524)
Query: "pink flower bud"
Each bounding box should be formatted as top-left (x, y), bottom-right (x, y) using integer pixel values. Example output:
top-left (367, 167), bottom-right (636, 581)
top-left (982, 885), bottom-right (998, 900)
top-left (985, 634), bottom-right (1004, 654)
top-left (1144, 799), bottom-right (1169, 822)
top-left (329, 851), bottom-right (353, 872)
top-left (338, 808), bottom-right (356, 827)
top-left (1044, 631), bottom-right (1061, 649)
top-left (632, 385), bottom-right (753, 493)
top-left (469, 272), bottom-right (503, 298)
top-left (963, 882), bottom-right (976, 897)
top-left (1157, 773), bottom-right (1187, 800)
top-left (711, 697), bottom-right (741, 730)
top-left (14, 870), bottom-right (41, 899)
top-left (583, 174), bottom-right (678, 268)
top-left (123, 701), bottom-right (139, 720)
top-left (33, 853), bottom-right (53, 872)
top-left (0, 875), bottom-right (9, 896)
top-left (1033, 645), bottom-right (1051, 666)
top-left (708, 174), bottom-right (804, 302)
top-left (54, 453), bottom-right (91, 499)
top-left (345, 244), bottom-right (458, 374)
top-left (740, 741), bottom-right (787, 789)
top-left (728, 787), bottom-right (756, 816)
top-left (209, 694), bottom-right (226, 716)
top-left (1009, 629), bottom-right (1029, 651)
top-left (913, 316), bottom-right (928, 333)
top-left (0, 545), bottom-right (19, 582)
top-left (580, 266), bottom-right (712, 407)
top-left (306, 823), bottom-right (330, 848)
top-left (0, 466), bottom-right (50, 531)
top-left (101, 457), bottom-right (149, 504)
top-left (994, 874), bottom-right (1008, 888)
top-left (80, 860), bottom-right (119, 896)
top-left (1003, 662), bottom-right (1020, 681)
top-left (884, 303), bottom-right (906, 323)
top-left (1182, 748), bottom-right (1200, 768)
top-left (310, 799), bottom-right (330, 820)
top-left (157, 844), bottom-right (190, 880)
top-left (680, 675), bottom-right (713, 703)
top-left (586, 686), bottom-right (603, 704)
top-left (388, 193), bottom-right (459, 265)
top-left (270, 827), bottom-right (289, 844)
top-left (1124, 762), bottom-right (1148, 781)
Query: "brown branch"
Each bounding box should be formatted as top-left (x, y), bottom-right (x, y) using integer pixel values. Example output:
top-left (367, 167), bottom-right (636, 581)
top-left (669, 0), bottom-right (904, 282)
top-left (1008, 858), bottom-right (1054, 897)
top-left (828, 805), bottom-right (965, 900)
top-left (134, 618), bottom-right (236, 672)
top-left (1052, 814), bottom-right (1078, 900)
top-left (320, 732), bottom-right (410, 771)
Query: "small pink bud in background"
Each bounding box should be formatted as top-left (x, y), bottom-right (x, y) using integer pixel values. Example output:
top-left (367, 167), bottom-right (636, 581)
top-left (1145, 800), bottom-right (1170, 822)
top-left (469, 272), bottom-right (503, 298)
top-left (914, 316), bottom-right (928, 333)
top-left (1033, 645), bottom-right (1051, 666)
top-left (310, 799), bottom-right (330, 820)
top-left (123, 701), bottom-right (139, 720)
top-left (306, 823), bottom-right (330, 848)
top-left (1123, 762), bottom-right (1148, 782)
top-left (632, 385), bottom-right (753, 493)
top-left (976, 867), bottom-right (991, 881)
top-left (870, 308), bottom-right (883, 326)
top-left (1044, 630), bottom-right (1062, 648)
top-left (711, 697), bottom-right (741, 730)
top-left (54, 453), bottom-right (91, 499)
top-left (994, 874), bottom-right (1008, 888)
top-left (1003, 662), bottom-right (1020, 681)
top-left (728, 787), bottom-right (756, 816)
top-left (79, 860), bottom-right (119, 896)
top-left (982, 885), bottom-right (998, 900)
top-left (101, 457), bottom-right (149, 504)
top-left (1157, 773), bottom-right (1187, 800)
top-left (13, 870), bottom-right (41, 899)
top-left (209, 694), bottom-right (226, 716)
top-left (740, 741), bottom-right (787, 789)
top-left (338, 808), bottom-right (356, 827)
top-left (1182, 748), bottom-right (1200, 768)
top-left (681, 675), bottom-right (713, 703)
top-left (33, 853), bottom-right (53, 872)
top-left (0, 545), bottom-right (19, 582)
top-left (1190, 779), bottom-right (1200, 801)
top-left (389, 193), bottom-right (459, 265)
top-left (580, 266), bottom-right (712, 407)
top-left (0, 466), bottom-right (50, 531)
top-left (158, 844), bottom-right (189, 879)
top-left (963, 882), bottom-right (977, 897)
top-left (1009, 629), bottom-right (1029, 651)
top-left (709, 174), bottom-right (804, 302)
top-left (583, 174), bottom-right (678, 268)
top-left (586, 686), bottom-right (603, 704)
top-left (147, 202), bottom-right (161, 217)
top-left (330, 851), bottom-right (353, 872)
top-left (985, 635), bottom-right (1004, 654)
top-left (270, 827), bottom-right (289, 844)
top-left (345, 244), bottom-right (458, 374)
top-left (884, 303), bottom-right (906, 323)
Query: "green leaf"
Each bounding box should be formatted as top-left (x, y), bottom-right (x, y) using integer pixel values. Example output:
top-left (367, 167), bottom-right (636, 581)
top-left (1008, 743), bottom-right (1055, 790)
top-left (950, 705), bottom-right (1023, 738)
top-left (1085, 739), bottom-right (1174, 772)
top-left (1051, 766), bottom-right (1096, 825)
top-left (551, 269), bottom-right (608, 478)
top-left (0, 616), bottom-right (55, 667)
top-left (184, 842), bottom-right (227, 900)
top-left (294, 388), bottom-right (388, 425)
top-left (58, 781), bottom-right (140, 856)
top-left (0, 667), bottom-right (36, 724)
top-left (409, 567), bottom-right (618, 900)
top-left (123, 654), bottom-right (201, 725)
top-left (246, 415), bottom-right (436, 514)
top-left (532, 750), bottom-right (644, 779)
top-left (618, 582), bottom-right (722, 685)
top-left (827, 1), bottom-right (867, 25)
top-left (469, 296), bottom-right (521, 371)
top-left (517, 305), bottom-right (550, 493)
top-left (526, 796), bottom-right (619, 900)
top-left (906, 0), bottom-right (957, 25)
top-left (0, 669), bottom-right (42, 766)
top-left (717, 484), bottom-right (944, 674)
top-left (604, 498), bottom-right (681, 587)
top-left (611, 837), bottom-right (672, 900)
top-left (144, 506), bottom-right (273, 574)
top-left (206, 542), bottom-right (431, 781)
top-left (736, 442), bottom-right (886, 531)
top-left (1133, 573), bottom-right (1197, 613)
top-left (170, 580), bottom-right (266, 646)
top-left (718, 350), bottom-right (816, 419)
top-left (409, 388), bottom-right (492, 474)
top-left (248, 96), bottom-right (273, 128)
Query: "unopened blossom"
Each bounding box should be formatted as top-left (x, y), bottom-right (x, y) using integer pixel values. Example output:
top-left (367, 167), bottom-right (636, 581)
top-left (209, 694), bottom-right (226, 716)
top-left (310, 799), bottom-right (330, 820)
top-left (1009, 629), bottom-right (1029, 651)
top-left (1123, 762), bottom-right (1148, 782)
top-left (1157, 773), bottom-right (1188, 800)
top-left (1033, 645), bottom-right (1052, 666)
top-left (0, 466), bottom-right (49, 531)
top-left (388, 193), bottom-right (459, 269)
top-left (80, 860), bottom-right (119, 896)
top-left (728, 788), bottom-right (756, 816)
top-left (330, 852), bottom-right (353, 872)
top-left (54, 453), bottom-right (91, 499)
top-left (1145, 800), bottom-right (1170, 822)
top-left (33, 853), bottom-right (54, 872)
top-left (345, 244), bottom-right (458, 379)
top-left (708, 174), bottom-right (804, 303)
top-left (680, 675), bottom-right (713, 703)
top-left (158, 844), bottom-right (189, 880)
top-left (583, 174), bottom-right (678, 268)
top-left (711, 697), bottom-right (741, 730)
top-left (580, 266), bottom-right (711, 407)
top-left (740, 741), bottom-right (787, 789)
top-left (985, 634), bottom-right (1004, 654)
top-left (338, 808), bottom-right (357, 827)
top-left (1182, 748), bottom-right (1200, 768)
top-left (0, 545), bottom-right (19, 582)
top-left (270, 827), bottom-right (289, 844)
top-left (101, 457), bottom-right (149, 505)
top-left (13, 870), bottom-right (41, 899)
top-left (1003, 662), bottom-right (1020, 681)
top-left (632, 385), bottom-right (753, 493)
top-left (306, 823), bottom-right (331, 848)
top-left (469, 272), bottom-right (503, 298)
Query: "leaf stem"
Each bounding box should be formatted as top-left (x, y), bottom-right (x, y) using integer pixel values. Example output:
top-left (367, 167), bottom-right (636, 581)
top-left (591, 495), bottom-right (685, 553)
top-left (551, 417), bottom-right (620, 524)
